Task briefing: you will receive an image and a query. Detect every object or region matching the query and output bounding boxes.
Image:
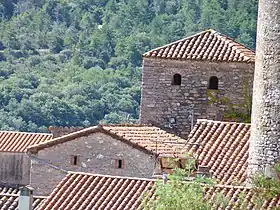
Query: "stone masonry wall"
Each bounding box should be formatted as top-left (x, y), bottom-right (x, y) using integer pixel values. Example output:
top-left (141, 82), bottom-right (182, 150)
top-left (248, 0), bottom-right (280, 177)
top-left (0, 153), bottom-right (30, 186)
top-left (30, 132), bottom-right (156, 195)
top-left (140, 58), bottom-right (254, 138)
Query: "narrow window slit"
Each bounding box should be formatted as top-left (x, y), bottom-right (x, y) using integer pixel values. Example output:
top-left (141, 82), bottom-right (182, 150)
top-left (208, 76), bottom-right (218, 90)
top-left (172, 74), bottom-right (182, 85)
top-left (118, 159), bottom-right (123, 168)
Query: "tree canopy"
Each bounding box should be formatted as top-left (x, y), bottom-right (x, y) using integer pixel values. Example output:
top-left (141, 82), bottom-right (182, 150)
top-left (0, 0), bottom-right (258, 132)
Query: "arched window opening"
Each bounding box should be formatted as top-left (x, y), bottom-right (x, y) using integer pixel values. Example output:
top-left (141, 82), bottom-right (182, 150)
top-left (208, 76), bottom-right (218, 90)
top-left (172, 74), bottom-right (181, 85)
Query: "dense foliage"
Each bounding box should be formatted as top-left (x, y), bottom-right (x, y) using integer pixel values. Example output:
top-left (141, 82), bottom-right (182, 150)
top-left (0, 0), bottom-right (258, 132)
top-left (142, 161), bottom-right (280, 210)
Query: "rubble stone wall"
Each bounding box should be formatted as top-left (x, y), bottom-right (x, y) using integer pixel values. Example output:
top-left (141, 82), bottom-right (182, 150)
top-left (140, 58), bottom-right (254, 138)
top-left (30, 132), bottom-right (156, 195)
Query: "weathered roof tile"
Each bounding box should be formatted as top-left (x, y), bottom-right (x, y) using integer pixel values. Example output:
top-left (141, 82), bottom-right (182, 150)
top-left (0, 194), bottom-right (46, 210)
top-left (144, 29), bottom-right (255, 63)
top-left (39, 172), bottom-right (280, 210)
top-left (38, 172), bottom-right (155, 210)
top-left (184, 119), bottom-right (250, 184)
top-left (28, 124), bottom-right (187, 157)
top-left (0, 131), bottom-right (52, 153)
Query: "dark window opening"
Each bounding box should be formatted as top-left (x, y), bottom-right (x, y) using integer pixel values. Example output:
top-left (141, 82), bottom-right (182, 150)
top-left (178, 159), bottom-right (184, 169)
top-left (71, 155), bottom-right (79, 166)
top-left (73, 156), bottom-right (78, 165)
top-left (172, 74), bottom-right (182, 85)
top-left (208, 76), bottom-right (218, 90)
top-left (115, 159), bottom-right (124, 169)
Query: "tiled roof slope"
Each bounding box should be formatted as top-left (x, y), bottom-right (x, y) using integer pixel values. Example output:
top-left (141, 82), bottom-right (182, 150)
top-left (185, 120), bottom-right (250, 185)
top-left (205, 185), bottom-right (280, 210)
top-left (28, 124), bottom-right (186, 157)
top-left (0, 131), bottom-right (52, 153)
top-left (102, 124), bottom-right (186, 156)
top-left (0, 194), bottom-right (46, 210)
top-left (38, 172), bottom-right (279, 210)
top-left (143, 29), bottom-right (255, 63)
top-left (38, 172), bottom-right (155, 210)
top-left (0, 187), bottom-right (19, 194)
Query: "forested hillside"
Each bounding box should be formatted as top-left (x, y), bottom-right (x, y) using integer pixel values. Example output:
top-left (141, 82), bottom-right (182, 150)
top-left (0, 0), bottom-right (257, 132)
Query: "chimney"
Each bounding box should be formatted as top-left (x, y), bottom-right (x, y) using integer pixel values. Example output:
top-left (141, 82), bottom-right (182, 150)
top-left (248, 0), bottom-right (280, 178)
top-left (19, 186), bottom-right (33, 210)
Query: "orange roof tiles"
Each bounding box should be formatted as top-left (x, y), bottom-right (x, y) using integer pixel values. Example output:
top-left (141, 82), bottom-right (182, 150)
top-left (184, 119), bottom-right (250, 185)
top-left (28, 124), bottom-right (187, 157)
top-left (39, 172), bottom-right (280, 210)
top-left (102, 124), bottom-right (186, 156)
top-left (205, 185), bottom-right (280, 210)
top-left (144, 29), bottom-right (255, 63)
top-left (38, 172), bottom-right (155, 210)
top-left (0, 186), bottom-right (19, 194)
top-left (0, 193), bottom-right (46, 210)
top-left (0, 131), bottom-right (53, 153)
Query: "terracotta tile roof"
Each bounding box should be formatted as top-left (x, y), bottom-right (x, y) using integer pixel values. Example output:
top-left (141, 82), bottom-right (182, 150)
top-left (38, 172), bottom-right (279, 210)
top-left (0, 193), bottom-right (46, 210)
top-left (0, 131), bottom-right (52, 153)
top-left (28, 124), bottom-right (187, 157)
top-left (0, 187), bottom-right (19, 194)
top-left (143, 29), bottom-right (255, 63)
top-left (102, 124), bottom-right (186, 156)
top-left (184, 119), bottom-right (250, 185)
top-left (38, 172), bottom-right (155, 210)
top-left (205, 185), bottom-right (280, 209)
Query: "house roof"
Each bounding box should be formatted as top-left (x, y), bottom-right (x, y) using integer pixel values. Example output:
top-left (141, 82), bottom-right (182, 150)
top-left (0, 193), bottom-right (46, 210)
top-left (205, 185), bottom-right (280, 209)
top-left (143, 29), bottom-right (255, 63)
top-left (27, 124), bottom-right (187, 157)
top-left (0, 131), bottom-right (53, 153)
top-left (184, 119), bottom-right (250, 185)
top-left (0, 186), bottom-right (19, 194)
top-left (37, 172), bottom-right (155, 210)
top-left (38, 172), bottom-right (280, 210)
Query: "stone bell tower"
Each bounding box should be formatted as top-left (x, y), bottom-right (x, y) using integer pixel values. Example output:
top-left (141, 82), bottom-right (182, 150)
top-left (248, 0), bottom-right (280, 177)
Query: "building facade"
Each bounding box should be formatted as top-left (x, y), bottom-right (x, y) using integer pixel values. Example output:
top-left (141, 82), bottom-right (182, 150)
top-left (27, 125), bottom-right (186, 195)
top-left (0, 131), bottom-right (52, 187)
top-left (140, 29), bottom-right (255, 138)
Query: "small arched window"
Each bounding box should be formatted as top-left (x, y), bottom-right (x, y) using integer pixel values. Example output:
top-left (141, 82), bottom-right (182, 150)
top-left (208, 76), bottom-right (218, 90)
top-left (172, 74), bottom-right (181, 85)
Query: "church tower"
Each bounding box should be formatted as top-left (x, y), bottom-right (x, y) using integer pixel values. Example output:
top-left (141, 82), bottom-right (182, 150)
top-left (140, 29), bottom-right (255, 138)
top-left (248, 0), bottom-right (280, 177)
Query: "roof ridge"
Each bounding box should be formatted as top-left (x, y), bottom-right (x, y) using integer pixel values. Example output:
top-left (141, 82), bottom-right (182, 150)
top-left (143, 29), bottom-right (211, 56)
top-left (27, 125), bottom-right (157, 156)
top-left (0, 130), bottom-right (52, 136)
top-left (196, 119), bottom-right (251, 125)
top-left (0, 193), bottom-right (48, 199)
top-left (68, 171), bottom-right (157, 182)
top-left (27, 126), bottom-right (100, 152)
top-left (100, 124), bottom-right (154, 127)
top-left (28, 124), bottom-right (186, 156)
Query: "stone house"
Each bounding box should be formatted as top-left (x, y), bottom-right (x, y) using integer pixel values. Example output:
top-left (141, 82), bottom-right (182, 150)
top-left (140, 29), bottom-right (255, 138)
top-left (0, 131), bottom-right (52, 187)
top-left (27, 124), bottom-right (186, 195)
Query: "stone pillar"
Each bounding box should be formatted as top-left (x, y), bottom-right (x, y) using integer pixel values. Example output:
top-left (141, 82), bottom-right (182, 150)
top-left (248, 0), bottom-right (280, 178)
